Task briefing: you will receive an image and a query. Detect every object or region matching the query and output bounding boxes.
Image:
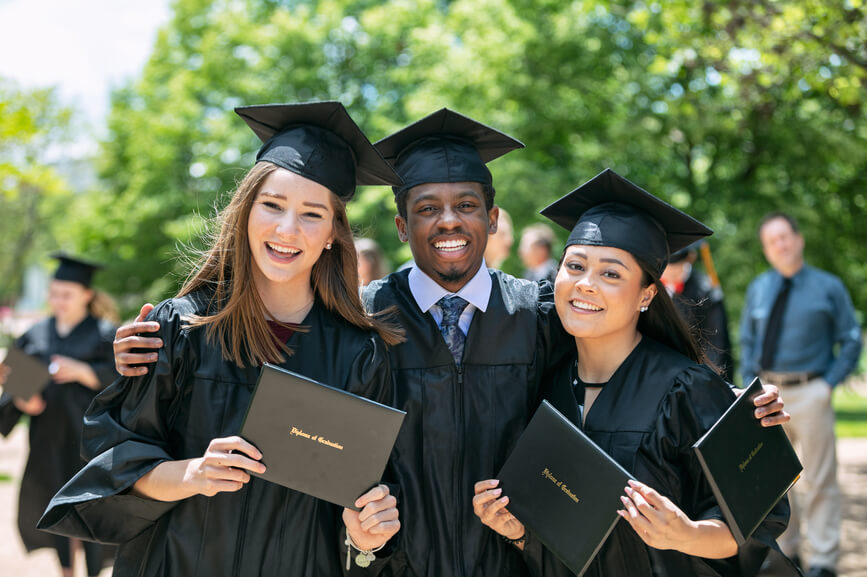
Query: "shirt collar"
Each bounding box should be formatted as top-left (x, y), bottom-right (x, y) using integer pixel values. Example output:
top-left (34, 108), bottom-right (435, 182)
top-left (408, 259), bottom-right (492, 314)
top-left (772, 264), bottom-right (808, 285)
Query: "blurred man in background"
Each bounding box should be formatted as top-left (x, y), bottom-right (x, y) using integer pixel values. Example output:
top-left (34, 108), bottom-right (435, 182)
top-left (518, 223), bottom-right (557, 285)
top-left (740, 212), bottom-right (862, 577)
top-left (483, 208), bottom-right (514, 269)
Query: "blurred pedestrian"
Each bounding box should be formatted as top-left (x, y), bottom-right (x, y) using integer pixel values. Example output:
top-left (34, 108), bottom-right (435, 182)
top-left (518, 223), bottom-right (557, 284)
top-left (740, 211), bottom-right (863, 577)
top-left (0, 253), bottom-right (118, 577)
top-left (484, 207), bottom-right (514, 269)
top-left (355, 237), bottom-right (390, 287)
top-left (661, 241), bottom-right (734, 381)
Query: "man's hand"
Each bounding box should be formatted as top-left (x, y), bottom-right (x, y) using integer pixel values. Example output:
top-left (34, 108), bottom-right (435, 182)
top-left (735, 383), bottom-right (790, 427)
top-left (114, 303), bottom-right (162, 377)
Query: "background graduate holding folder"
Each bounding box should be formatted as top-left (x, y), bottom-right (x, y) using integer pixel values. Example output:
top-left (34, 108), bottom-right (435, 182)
top-left (0, 254), bottom-right (118, 577)
top-left (38, 102), bottom-right (405, 576)
top-left (475, 169), bottom-right (797, 576)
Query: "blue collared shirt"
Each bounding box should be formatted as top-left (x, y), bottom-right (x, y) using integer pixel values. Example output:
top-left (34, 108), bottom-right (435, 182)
top-left (408, 259), bottom-right (492, 335)
top-left (739, 264), bottom-right (862, 387)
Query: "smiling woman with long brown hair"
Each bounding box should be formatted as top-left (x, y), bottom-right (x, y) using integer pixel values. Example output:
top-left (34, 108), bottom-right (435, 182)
top-left (38, 102), bottom-right (405, 577)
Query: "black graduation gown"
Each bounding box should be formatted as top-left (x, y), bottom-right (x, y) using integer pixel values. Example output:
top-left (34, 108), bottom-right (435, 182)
top-left (38, 291), bottom-right (392, 577)
top-left (545, 337), bottom-right (795, 577)
top-left (362, 268), bottom-right (572, 577)
top-left (0, 315), bottom-right (117, 553)
top-left (673, 272), bottom-right (735, 382)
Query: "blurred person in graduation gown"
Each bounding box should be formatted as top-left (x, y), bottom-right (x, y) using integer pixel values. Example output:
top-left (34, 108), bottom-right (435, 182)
top-left (483, 207), bottom-right (514, 270)
top-left (356, 237), bottom-right (391, 288)
top-left (0, 253), bottom-right (118, 577)
top-left (474, 169), bottom-right (797, 577)
top-left (661, 241), bottom-right (735, 382)
top-left (108, 112), bottom-right (790, 577)
top-left (519, 223), bottom-right (559, 285)
top-left (38, 102), bottom-right (405, 577)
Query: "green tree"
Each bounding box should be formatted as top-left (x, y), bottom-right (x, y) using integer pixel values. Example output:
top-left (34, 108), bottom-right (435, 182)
top-left (0, 79), bottom-right (75, 305)
top-left (71, 0), bottom-right (866, 363)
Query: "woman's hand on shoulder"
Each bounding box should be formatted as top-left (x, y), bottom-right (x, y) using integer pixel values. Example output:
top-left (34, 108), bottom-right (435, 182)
top-left (343, 484), bottom-right (400, 551)
top-left (114, 303), bottom-right (162, 377)
top-left (472, 479), bottom-right (526, 549)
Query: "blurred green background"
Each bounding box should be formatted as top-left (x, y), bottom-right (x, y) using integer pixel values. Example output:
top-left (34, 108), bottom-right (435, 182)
top-left (1, 0), bottom-right (865, 390)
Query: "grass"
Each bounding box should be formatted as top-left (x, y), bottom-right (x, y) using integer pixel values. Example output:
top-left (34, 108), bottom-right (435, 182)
top-left (834, 384), bottom-right (867, 438)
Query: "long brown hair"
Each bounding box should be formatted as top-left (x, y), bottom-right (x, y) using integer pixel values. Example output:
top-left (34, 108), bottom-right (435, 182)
top-left (179, 161), bottom-right (403, 367)
top-left (88, 289), bottom-right (119, 324)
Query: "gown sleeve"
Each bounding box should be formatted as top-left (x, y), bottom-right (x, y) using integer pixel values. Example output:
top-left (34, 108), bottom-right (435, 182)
top-left (655, 365), bottom-right (792, 576)
top-left (37, 299), bottom-right (191, 544)
top-left (333, 334), bottom-right (402, 577)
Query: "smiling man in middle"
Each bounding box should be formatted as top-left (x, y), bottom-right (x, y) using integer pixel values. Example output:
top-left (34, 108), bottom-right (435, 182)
top-left (361, 109), bottom-right (573, 576)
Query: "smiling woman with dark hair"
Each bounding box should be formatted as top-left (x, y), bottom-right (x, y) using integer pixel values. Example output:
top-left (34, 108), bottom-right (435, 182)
top-left (474, 169), bottom-right (797, 577)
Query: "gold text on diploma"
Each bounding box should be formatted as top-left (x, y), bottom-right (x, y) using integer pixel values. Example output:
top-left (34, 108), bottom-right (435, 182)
top-left (542, 467), bottom-right (580, 503)
top-left (738, 441), bottom-right (764, 473)
top-left (289, 426), bottom-right (344, 450)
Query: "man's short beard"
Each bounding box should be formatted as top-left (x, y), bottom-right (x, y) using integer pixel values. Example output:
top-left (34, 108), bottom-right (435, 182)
top-left (436, 266), bottom-right (470, 285)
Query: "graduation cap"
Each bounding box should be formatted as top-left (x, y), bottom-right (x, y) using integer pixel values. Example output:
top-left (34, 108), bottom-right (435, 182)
top-left (541, 169), bottom-right (712, 279)
top-left (669, 239), bottom-right (706, 263)
top-left (374, 108), bottom-right (524, 194)
top-left (235, 102), bottom-right (402, 201)
top-left (51, 252), bottom-right (103, 288)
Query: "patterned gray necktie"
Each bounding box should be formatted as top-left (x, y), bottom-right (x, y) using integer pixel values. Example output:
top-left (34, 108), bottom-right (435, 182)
top-left (437, 295), bottom-right (469, 365)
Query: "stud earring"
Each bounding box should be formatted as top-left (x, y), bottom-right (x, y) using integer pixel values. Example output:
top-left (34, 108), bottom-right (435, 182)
top-left (325, 242), bottom-right (332, 250)
top-left (640, 306), bottom-right (649, 313)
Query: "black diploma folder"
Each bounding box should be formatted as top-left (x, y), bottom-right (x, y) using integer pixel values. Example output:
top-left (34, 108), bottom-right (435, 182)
top-left (1, 346), bottom-right (51, 399)
top-left (240, 363), bottom-right (405, 510)
top-left (497, 400), bottom-right (634, 576)
top-left (693, 377), bottom-right (802, 544)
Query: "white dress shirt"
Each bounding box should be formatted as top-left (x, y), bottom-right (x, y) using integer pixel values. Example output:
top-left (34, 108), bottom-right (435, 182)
top-left (407, 260), bottom-right (492, 336)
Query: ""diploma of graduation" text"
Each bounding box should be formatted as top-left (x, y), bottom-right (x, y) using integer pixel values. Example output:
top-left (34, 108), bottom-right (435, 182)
top-left (289, 426), bottom-right (344, 450)
top-left (542, 467), bottom-right (580, 503)
top-left (738, 441), bottom-right (764, 472)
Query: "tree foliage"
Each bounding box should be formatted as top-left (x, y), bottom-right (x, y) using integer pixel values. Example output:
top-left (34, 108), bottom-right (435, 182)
top-left (62, 0), bottom-right (864, 365)
top-left (0, 79), bottom-right (75, 305)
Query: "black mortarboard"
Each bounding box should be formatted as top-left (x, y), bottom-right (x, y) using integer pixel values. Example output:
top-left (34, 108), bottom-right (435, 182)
top-left (669, 239), bottom-right (706, 263)
top-left (235, 102), bottom-right (402, 201)
top-left (541, 169), bottom-right (712, 279)
top-left (374, 108), bottom-right (524, 194)
top-left (51, 252), bottom-right (102, 288)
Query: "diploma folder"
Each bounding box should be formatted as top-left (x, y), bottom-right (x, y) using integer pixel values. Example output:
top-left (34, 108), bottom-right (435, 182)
top-left (692, 377), bottom-right (802, 544)
top-left (240, 363), bottom-right (405, 510)
top-left (1, 346), bottom-right (51, 399)
top-left (497, 400), bottom-right (634, 577)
